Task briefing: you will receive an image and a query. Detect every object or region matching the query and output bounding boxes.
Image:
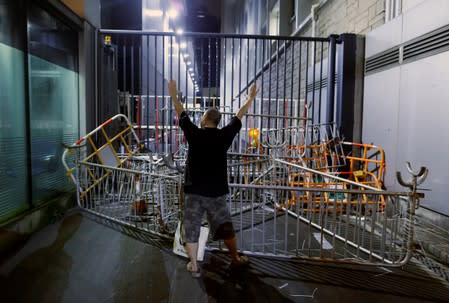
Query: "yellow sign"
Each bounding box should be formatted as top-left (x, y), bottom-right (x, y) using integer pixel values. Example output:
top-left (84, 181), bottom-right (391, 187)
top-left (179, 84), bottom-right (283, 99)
top-left (104, 35), bottom-right (111, 46)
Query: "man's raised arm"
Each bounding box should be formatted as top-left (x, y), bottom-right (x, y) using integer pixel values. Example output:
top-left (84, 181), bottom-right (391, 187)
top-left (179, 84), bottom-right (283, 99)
top-left (168, 80), bottom-right (185, 116)
top-left (236, 82), bottom-right (257, 120)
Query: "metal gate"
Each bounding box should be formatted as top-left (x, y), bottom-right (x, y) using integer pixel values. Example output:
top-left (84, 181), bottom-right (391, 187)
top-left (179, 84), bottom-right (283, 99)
top-left (63, 30), bottom-right (426, 266)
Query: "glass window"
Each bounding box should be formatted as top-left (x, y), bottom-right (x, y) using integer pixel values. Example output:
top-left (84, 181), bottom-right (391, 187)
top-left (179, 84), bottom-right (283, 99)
top-left (28, 4), bottom-right (79, 204)
top-left (0, 0), bottom-right (29, 220)
top-left (269, 1), bottom-right (280, 36)
top-left (295, 0), bottom-right (313, 29)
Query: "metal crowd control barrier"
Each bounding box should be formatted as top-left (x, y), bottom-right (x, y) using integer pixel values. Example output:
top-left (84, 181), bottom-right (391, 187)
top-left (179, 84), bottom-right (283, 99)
top-left (219, 157), bottom-right (420, 266)
top-left (62, 114), bottom-right (183, 238)
top-left (62, 114), bottom-right (424, 266)
top-left (63, 30), bottom-right (427, 266)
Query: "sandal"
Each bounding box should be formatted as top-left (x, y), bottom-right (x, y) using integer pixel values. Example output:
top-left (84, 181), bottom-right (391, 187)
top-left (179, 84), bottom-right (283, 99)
top-left (230, 255), bottom-right (250, 268)
top-left (187, 262), bottom-right (201, 278)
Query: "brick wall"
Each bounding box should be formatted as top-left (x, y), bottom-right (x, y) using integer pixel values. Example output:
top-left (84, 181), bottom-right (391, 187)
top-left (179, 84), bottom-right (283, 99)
top-left (307, 0), bottom-right (385, 36)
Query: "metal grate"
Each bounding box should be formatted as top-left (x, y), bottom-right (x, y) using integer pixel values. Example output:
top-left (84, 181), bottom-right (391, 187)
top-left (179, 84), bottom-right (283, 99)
top-left (366, 24), bottom-right (449, 74)
top-left (403, 24), bottom-right (449, 62)
top-left (365, 48), bottom-right (399, 74)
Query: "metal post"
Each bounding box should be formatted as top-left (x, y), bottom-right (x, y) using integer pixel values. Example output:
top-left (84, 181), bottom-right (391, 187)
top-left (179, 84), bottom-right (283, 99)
top-left (326, 34), bottom-right (338, 125)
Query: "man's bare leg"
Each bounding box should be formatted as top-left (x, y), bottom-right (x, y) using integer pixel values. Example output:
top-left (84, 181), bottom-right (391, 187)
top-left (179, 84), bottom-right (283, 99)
top-left (223, 236), bottom-right (244, 263)
top-left (185, 242), bottom-right (199, 271)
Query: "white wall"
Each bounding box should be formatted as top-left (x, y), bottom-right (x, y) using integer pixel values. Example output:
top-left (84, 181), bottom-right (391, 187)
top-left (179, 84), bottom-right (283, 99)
top-left (364, 0), bottom-right (449, 214)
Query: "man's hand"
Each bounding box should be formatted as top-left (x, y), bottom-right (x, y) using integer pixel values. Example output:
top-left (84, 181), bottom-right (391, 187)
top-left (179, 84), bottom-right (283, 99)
top-left (248, 82), bottom-right (257, 101)
top-left (236, 82), bottom-right (258, 120)
top-left (168, 80), bottom-right (178, 98)
top-left (168, 80), bottom-right (185, 116)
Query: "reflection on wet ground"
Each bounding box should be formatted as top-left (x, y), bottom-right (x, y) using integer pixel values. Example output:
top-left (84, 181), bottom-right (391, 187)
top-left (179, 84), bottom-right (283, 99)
top-left (1, 210), bottom-right (448, 303)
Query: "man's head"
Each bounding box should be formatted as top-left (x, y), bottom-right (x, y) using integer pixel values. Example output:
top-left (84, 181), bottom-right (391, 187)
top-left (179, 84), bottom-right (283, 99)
top-left (200, 107), bottom-right (221, 128)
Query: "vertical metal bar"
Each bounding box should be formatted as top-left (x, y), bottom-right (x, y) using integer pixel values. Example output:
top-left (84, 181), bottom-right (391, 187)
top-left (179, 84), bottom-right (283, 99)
top-left (184, 36), bottom-right (188, 110)
top-left (283, 39), bottom-right (287, 131)
top-left (250, 186), bottom-right (254, 252)
top-left (175, 35), bottom-right (181, 153)
top-left (208, 37), bottom-right (212, 104)
top-left (295, 189), bottom-right (300, 256)
top-left (245, 38), bottom-right (249, 145)
top-left (275, 40), bottom-right (280, 131)
top-left (200, 38), bottom-right (204, 110)
top-left (166, 35), bottom-right (173, 153)
top-left (312, 40), bottom-right (317, 125)
top-left (290, 41), bottom-right (294, 131)
top-left (154, 35), bottom-right (158, 151)
top-left (231, 38), bottom-right (234, 119)
top-left (261, 38), bottom-right (265, 137)
top-left (161, 36), bottom-right (165, 153)
top-left (326, 35), bottom-right (337, 124)
top-left (319, 193), bottom-right (325, 259)
top-left (284, 190), bottom-right (288, 254)
top-left (273, 190), bottom-right (277, 255)
top-left (146, 36), bottom-right (150, 148)
top-left (239, 181), bottom-right (243, 249)
top-left (215, 38), bottom-right (219, 110)
top-left (223, 38), bottom-right (227, 115)
top-left (311, 41), bottom-right (321, 123)
top-left (131, 40), bottom-right (134, 121)
top-left (253, 39), bottom-right (258, 151)
top-left (238, 38), bottom-right (242, 108)
top-left (307, 192), bottom-right (312, 257)
top-left (138, 40), bottom-right (142, 141)
top-left (123, 36), bottom-right (126, 94)
top-left (193, 40), bottom-right (196, 110)
top-left (305, 42), bottom-right (310, 124)
top-left (268, 40), bottom-right (272, 131)
top-left (238, 38), bottom-right (242, 152)
top-left (319, 41), bottom-right (324, 125)
top-left (297, 41), bottom-right (302, 123)
top-left (261, 192), bottom-right (266, 254)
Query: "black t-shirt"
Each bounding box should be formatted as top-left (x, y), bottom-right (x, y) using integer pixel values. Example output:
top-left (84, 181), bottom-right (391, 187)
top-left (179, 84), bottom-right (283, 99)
top-left (179, 111), bottom-right (242, 197)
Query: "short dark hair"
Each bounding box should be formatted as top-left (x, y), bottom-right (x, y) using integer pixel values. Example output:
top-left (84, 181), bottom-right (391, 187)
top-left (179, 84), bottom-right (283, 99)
top-left (204, 107), bottom-right (221, 126)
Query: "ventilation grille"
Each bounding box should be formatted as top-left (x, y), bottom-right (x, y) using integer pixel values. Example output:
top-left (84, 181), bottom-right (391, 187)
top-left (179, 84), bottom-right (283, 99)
top-left (365, 48), bottom-right (399, 73)
top-left (306, 74), bottom-right (339, 93)
top-left (366, 24), bottom-right (449, 74)
top-left (403, 25), bottom-right (449, 62)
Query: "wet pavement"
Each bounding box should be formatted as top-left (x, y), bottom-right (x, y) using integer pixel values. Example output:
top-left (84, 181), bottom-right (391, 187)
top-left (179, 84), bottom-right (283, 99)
top-left (1, 209), bottom-right (449, 303)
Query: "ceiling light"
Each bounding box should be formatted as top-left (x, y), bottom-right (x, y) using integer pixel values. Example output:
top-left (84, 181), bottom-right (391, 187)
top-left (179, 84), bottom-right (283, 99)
top-left (176, 28), bottom-right (184, 35)
top-left (189, 67), bottom-right (193, 71)
top-left (183, 54), bottom-right (189, 58)
top-left (145, 9), bottom-right (163, 17)
top-left (180, 42), bottom-right (187, 48)
top-left (197, 14), bottom-right (205, 18)
top-left (186, 61), bottom-right (191, 65)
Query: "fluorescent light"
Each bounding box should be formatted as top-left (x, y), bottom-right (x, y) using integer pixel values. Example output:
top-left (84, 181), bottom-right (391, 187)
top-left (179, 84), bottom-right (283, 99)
top-left (180, 42), bottom-right (187, 49)
top-left (176, 28), bottom-right (184, 35)
top-left (145, 9), bottom-right (163, 17)
top-left (186, 61), bottom-right (191, 65)
top-left (188, 67), bottom-right (193, 71)
top-left (183, 54), bottom-right (189, 58)
top-left (197, 14), bottom-right (205, 18)
top-left (167, 9), bottom-right (178, 18)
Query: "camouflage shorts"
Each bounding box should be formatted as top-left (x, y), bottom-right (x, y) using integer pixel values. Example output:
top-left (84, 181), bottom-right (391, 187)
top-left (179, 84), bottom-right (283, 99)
top-left (183, 193), bottom-right (235, 243)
